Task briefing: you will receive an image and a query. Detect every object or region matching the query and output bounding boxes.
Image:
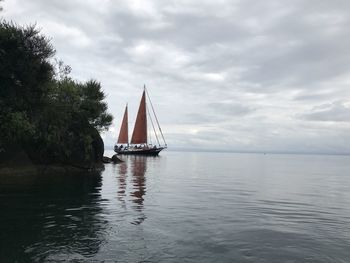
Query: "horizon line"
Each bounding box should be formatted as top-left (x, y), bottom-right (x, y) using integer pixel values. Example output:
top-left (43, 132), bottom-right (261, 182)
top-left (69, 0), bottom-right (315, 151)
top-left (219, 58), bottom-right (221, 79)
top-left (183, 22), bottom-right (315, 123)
top-left (104, 145), bottom-right (350, 156)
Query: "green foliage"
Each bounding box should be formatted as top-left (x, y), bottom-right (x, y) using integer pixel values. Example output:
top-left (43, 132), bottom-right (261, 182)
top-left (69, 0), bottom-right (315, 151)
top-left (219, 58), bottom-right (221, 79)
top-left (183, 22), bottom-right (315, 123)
top-left (0, 111), bottom-right (35, 142)
top-left (0, 21), bottom-right (113, 165)
top-left (80, 80), bottom-right (113, 131)
top-left (0, 21), bottom-right (55, 124)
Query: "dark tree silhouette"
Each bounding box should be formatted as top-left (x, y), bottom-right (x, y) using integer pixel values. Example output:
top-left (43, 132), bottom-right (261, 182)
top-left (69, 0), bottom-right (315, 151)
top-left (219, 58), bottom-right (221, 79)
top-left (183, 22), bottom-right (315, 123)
top-left (0, 21), bottom-right (113, 167)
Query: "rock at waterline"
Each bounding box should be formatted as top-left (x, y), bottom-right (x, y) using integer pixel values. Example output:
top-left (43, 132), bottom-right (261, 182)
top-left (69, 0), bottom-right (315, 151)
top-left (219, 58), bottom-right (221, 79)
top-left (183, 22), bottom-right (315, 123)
top-left (111, 154), bottom-right (123, 163)
top-left (102, 156), bottom-right (112, 163)
top-left (0, 127), bottom-right (105, 170)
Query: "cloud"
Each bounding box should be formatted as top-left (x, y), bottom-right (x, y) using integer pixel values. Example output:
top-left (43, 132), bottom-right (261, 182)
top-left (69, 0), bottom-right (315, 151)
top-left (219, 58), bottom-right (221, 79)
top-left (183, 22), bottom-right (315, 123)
top-left (2, 0), bottom-right (350, 153)
top-left (301, 101), bottom-right (350, 122)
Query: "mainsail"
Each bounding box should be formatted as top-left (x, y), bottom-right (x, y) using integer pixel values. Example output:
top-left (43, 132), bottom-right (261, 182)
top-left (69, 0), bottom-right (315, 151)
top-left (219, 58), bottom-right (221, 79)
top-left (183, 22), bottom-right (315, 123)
top-left (117, 105), bottom-right (129, 144)
top-left (130, 90), bottom-right (147, 144)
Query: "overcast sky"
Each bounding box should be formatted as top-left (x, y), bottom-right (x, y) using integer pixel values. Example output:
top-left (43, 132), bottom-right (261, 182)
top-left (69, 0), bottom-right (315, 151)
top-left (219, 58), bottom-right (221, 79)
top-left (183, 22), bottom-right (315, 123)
top-left (2, 0), bottom-right (350, 153)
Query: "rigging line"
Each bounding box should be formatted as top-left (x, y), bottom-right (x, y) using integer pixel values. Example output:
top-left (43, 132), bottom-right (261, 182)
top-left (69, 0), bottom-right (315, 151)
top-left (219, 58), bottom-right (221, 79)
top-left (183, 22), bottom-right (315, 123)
top-left (148, 121), bottom-right (153, 145)
top-left (146, 103), bottom-right (160, 146)
top-left (149, 129), bottom-right (153, 145)
top-left (146, 104), bottom-right (154, 146)
top-left (145, 87), bottom-right (167, 146)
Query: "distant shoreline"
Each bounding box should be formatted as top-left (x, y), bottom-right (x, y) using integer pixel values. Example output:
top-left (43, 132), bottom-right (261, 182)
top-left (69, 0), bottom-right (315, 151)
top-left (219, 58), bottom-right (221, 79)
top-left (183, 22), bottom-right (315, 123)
top-left (104, 146), bottom-right (350, 156)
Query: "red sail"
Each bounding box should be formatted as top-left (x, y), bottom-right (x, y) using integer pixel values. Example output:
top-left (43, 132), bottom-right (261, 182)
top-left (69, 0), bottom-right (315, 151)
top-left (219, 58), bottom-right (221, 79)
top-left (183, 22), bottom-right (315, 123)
top-left (117, 105), bottom-right (129, 144)
top-left (131, 91), bottom-right (147, 144)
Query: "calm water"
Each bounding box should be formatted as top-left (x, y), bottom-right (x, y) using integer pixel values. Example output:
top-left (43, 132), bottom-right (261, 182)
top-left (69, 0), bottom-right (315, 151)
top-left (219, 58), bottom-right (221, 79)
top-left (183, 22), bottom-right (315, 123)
top-left (1, 151), bottom-right (350, 262)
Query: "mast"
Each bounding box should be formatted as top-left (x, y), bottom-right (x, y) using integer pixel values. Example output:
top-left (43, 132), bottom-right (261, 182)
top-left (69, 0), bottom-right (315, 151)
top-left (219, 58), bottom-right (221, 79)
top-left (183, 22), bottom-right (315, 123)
top-left (145, 87), bottom-right (167, 147)
top-left (131, 90), bottom-right (147, 144)
top-left (117, 104), bottom-right (129, 144)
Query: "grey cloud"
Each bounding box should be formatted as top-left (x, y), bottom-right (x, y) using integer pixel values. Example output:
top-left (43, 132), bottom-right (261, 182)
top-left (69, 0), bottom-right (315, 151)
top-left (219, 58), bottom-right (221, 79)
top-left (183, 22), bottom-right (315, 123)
top-left (207, 102), bottom-right (254, 116)
top-left (3, 0), bottom-right (350, 153)
top-left (168, 101), bottom-right (255, 126)
top-left (294, 92), bottom-right (335, 102)
top-left (301, 101), bottom-right (350, 122)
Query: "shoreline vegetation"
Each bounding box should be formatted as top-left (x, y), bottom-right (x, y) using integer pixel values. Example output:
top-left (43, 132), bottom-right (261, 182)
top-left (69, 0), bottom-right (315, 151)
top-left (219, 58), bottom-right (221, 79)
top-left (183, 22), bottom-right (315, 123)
top-left (0, 20), bottom-right (115, 174)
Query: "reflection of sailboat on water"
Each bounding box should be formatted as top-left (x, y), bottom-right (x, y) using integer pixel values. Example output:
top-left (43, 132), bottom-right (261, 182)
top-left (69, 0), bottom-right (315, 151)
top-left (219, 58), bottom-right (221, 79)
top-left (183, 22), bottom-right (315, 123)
top-left (117, 162), bottom-right (127, 203)
top-left (117, 156), bottom-right (148, 225)
top-left (130, 157), bottom-right (147, 205)
top-left (114, 86), bottom-right (167, 156)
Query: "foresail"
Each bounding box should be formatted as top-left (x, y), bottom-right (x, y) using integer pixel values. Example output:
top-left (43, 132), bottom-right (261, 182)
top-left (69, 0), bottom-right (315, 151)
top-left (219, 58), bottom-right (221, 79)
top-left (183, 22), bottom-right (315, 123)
top-left (131, 91), bottom-right (147, 144)
top-left (117, 105), bottom-right (129, 144)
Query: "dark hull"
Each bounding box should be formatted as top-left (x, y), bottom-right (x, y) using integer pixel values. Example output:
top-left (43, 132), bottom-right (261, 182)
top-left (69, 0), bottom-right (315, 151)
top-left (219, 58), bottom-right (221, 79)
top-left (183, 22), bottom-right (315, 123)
top-left (114, 147), bottom-right (164, 156)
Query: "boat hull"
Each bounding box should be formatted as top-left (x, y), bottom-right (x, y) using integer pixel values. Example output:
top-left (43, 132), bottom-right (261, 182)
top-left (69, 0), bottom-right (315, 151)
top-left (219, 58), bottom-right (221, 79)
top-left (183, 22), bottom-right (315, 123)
top-left (114, 147), bottom-right (165, 156)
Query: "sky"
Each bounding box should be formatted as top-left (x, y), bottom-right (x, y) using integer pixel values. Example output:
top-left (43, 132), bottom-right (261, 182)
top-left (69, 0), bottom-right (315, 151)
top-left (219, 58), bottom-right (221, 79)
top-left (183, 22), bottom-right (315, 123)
top-left (2, 0), bottom-right (350, 154)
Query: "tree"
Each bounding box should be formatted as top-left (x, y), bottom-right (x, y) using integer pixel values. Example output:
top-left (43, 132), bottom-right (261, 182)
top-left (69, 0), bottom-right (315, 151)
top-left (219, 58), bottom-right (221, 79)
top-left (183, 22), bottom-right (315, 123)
top-left (0, 21), bottom-right (55, 144)
top-left (80, 80), bottom-right (113, 131)
top-left (0, 21), bottom-right (113, 166)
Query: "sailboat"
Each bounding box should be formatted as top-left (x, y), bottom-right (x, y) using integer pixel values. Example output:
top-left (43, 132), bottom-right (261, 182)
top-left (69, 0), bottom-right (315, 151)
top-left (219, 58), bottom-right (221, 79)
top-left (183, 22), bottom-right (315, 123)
top-left (114, 86), bottom-right (167, 156)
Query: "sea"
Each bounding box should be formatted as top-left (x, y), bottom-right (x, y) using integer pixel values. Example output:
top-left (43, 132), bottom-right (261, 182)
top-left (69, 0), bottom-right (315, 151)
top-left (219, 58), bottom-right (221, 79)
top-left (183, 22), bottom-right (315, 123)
top-left (0, 151), bottom-right (350, 262)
